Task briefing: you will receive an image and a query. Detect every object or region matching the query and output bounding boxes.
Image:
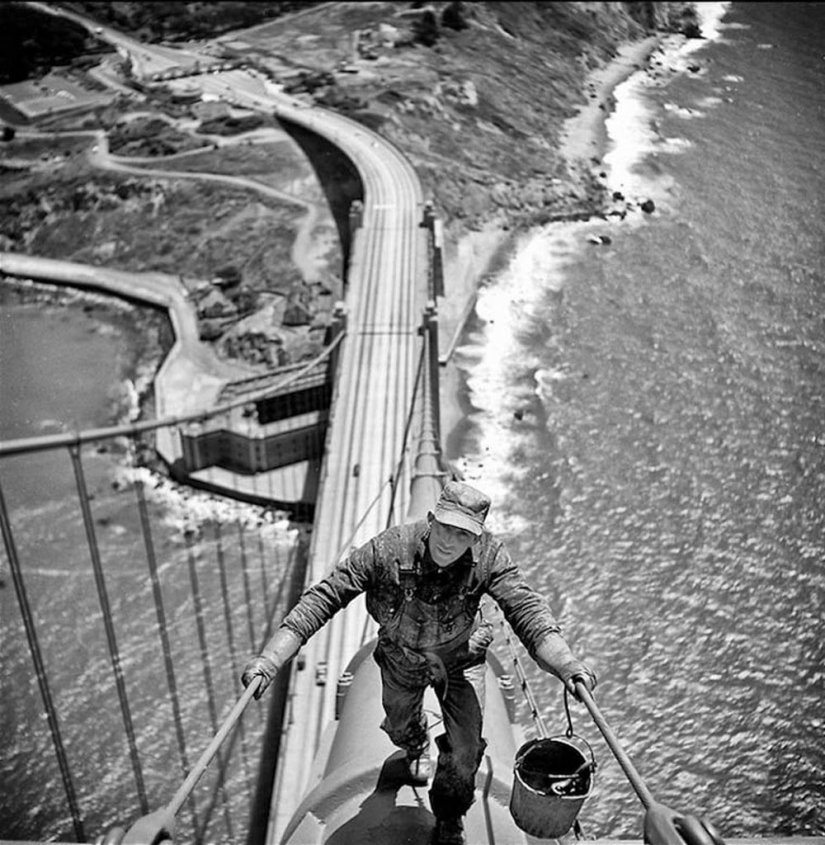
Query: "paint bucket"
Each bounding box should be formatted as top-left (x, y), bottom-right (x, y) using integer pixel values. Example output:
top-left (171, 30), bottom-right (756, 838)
top-left (510, 734), bottom-right (595, 838)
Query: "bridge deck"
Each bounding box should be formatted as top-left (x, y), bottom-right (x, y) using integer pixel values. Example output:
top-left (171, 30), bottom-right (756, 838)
top-left (264, 104), bottom-right (432, 844)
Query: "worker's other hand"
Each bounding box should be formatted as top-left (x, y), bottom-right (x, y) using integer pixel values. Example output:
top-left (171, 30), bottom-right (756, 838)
top-left (558, 660), bottom-right (597, 699)
top-left (241, 655), bottom-right (280, 699)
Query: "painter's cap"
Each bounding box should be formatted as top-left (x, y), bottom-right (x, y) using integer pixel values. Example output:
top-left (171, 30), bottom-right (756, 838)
top-left (433, 481), bottom-right (491, 536)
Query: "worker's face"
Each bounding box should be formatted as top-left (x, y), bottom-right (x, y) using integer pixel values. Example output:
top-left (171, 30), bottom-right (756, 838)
top-left (428, 518), bottom-right (477, 567)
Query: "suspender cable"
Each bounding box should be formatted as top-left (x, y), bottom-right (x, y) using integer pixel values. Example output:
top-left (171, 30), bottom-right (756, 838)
top-left (237, 520), bottom-right (257, 654)
top-left (68, 444), bottom-right (149, 814)
top-left (424, 302), bottom-right (442, 448)
top-left (135, 480), bottom-right (198, 832)
top-left (257, 530), bottom-right (270, 624)
top-left (184, 531), bottom-right (234, 841)
top-left (215, 522), bottom-right (242, 695)
top-left (0, 477), bottom-right (86, 842)
top-left (214, 521), bottom-right (253, 793)
top-left (386, 332), bottom-right (427, 529)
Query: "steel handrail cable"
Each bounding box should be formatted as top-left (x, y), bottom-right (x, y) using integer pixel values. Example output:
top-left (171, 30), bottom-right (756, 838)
top-left (96, 678), bottom-right (263, 843)
top-left (493, 605), bottom-right (548, 740)
top-left (0, 329), bottom-right (346, 458)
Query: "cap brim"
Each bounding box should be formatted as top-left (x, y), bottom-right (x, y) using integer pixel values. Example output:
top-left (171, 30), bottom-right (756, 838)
top-left (434, 508), bottom-right (483, 536)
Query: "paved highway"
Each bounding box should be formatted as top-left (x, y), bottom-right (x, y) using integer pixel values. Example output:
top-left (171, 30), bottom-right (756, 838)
top-left (256, 96), bottom-right (432, 844)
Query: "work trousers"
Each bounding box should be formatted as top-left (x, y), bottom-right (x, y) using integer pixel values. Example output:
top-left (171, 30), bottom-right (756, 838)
top-left (377, 653), bottom-right (488, 819)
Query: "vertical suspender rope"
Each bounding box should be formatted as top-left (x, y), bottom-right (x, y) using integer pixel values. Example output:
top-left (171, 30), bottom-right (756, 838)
top-left (257, 530), bottom-right (270, 625)
top-left (134, 480), bottom-right (198, 831)
top-left (68, 444), bottom-right (149, 814)
top-left (214, 521), bottom-right (253, 794)
top-left (215, 522), bottom-right (242, 697)
top-left (386, 335), bottom-right (427, 530)
top-left (216, 519), bottom-right (264, 732)
top-left (237, 520), bottom-right (257, 653)
top-left (0, 476), bottom-right (86, 842)
top-left (184, 531), bottom-right (234, 841)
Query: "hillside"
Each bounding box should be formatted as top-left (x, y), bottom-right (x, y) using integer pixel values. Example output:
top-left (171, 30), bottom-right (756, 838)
top-left (255, 1), bottom-right (696, 229)
top-left (0, 2), bottom-right (701, 371)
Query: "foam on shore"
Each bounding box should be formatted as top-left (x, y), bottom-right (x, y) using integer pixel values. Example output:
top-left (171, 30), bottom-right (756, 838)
top-left (438, 33), bottom-right (667, 461)
top-left (604, 3), bottom-right (732, 203)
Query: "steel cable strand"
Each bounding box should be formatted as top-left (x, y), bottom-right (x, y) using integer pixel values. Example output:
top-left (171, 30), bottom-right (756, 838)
top-left (493, 605), bottom-right (548, 740)
top-left (69, 443), bottom-right (150, 814)
top-left (386, 334), bottom-right (428, 528)
top-left (0, 330), bottom-right (347, 460)
top-left (135, 479), bottom-right (198, 832)
top-left (0, 476), bottom-right (86, 841)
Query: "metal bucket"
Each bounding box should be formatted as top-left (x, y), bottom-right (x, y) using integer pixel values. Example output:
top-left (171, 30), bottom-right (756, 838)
top-left (510, 734), bottom-right (595, 838)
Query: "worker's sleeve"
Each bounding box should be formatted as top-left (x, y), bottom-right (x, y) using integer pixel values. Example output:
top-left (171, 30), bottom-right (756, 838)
top-left (484, 540), bottom-right (563, 657)
top-left (280, 536), bottom-right (377, 643)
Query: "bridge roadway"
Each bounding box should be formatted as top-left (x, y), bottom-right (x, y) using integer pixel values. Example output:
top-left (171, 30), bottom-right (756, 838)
top-left (261, 101), bottom-right (432, 841)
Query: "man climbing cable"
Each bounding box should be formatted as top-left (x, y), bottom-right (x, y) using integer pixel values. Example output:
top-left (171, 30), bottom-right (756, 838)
top-left (242, 480), bottom-right (596, 845)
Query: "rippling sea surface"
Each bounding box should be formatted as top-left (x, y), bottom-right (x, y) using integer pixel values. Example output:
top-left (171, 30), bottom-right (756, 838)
top-left (2, 2), bottom-right (823, 841)
top-left (452, 2), bottom-right (824, 837)
top-left (0, 293), bottom-right (304, 841)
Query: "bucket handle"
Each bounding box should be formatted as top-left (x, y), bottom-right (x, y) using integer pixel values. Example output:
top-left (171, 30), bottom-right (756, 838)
top-left (515, 733), bottom-right (597, 777)
top-left (563, 685), bottom-right (577, 738)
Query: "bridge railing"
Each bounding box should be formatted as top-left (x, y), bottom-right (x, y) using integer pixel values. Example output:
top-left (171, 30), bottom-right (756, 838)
top-left (0, 340), bottom-right (345, 843)
top-left (0, 303), bottom-right (446, 845)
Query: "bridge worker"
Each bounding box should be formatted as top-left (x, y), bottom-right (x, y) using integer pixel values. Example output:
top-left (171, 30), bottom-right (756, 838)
top-left (242, 480), bottom-right (596, 845)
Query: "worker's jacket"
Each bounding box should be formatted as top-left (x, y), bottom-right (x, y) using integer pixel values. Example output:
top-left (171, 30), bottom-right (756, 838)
top-left (281, 520), bottom-right (561, 678)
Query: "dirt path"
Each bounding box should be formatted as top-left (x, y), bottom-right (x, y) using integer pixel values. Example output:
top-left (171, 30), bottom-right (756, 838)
top-left (87, 128), bottom-right (330, 285)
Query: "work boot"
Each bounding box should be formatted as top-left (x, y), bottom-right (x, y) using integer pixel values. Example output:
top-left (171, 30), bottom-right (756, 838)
top-left (406, 747), bottom-right (434, 785)
top-left (432, 816), bottom-right (465, 845)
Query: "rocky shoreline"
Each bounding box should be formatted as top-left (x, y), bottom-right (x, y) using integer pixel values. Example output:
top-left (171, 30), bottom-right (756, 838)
top-left (437, 33), bottom-right (664, 457)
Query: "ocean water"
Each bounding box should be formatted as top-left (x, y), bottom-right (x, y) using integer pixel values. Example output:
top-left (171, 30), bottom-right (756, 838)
top-left (0, 291), bottom-right (305, 841)
top-left (452, 2), bottom-right (824, 837)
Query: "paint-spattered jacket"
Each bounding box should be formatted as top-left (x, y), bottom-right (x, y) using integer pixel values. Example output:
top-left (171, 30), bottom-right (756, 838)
top-left (281, 520), bottom-right (561, 677)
